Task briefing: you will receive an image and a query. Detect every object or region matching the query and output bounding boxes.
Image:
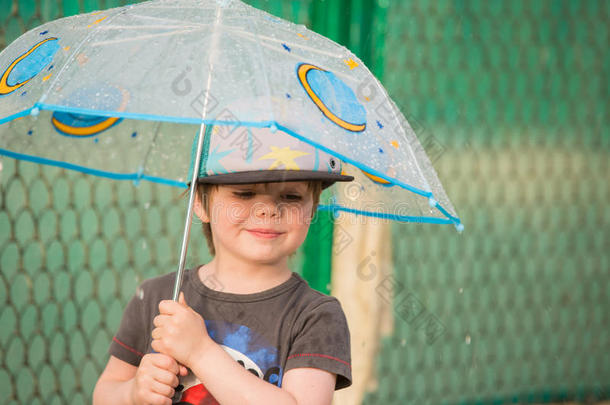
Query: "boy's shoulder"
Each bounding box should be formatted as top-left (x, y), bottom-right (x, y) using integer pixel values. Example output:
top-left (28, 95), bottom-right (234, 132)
top-left (290, 273), bottom-right (346, 314)
top-left (134, 270), bottom-right (177, 303)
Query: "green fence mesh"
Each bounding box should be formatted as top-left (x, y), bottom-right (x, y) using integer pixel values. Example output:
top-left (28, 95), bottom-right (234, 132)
top-left (363, 1), bottom-right (609, 404)
top-left (1, 0), bottom-right (609, 404)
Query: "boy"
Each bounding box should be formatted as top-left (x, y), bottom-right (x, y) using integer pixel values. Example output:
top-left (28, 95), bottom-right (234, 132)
top-left (93, 127), bottom-right (354, 405)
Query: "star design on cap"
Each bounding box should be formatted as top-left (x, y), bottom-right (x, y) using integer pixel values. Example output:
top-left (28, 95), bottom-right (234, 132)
top-left (259, 146), bottom-right (310, 170)
top-left (206, 145), bottom-right (235, 174)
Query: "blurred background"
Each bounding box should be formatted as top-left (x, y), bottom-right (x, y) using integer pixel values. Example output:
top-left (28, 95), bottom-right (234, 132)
top-left (0, 0), bottom-right (608, 404)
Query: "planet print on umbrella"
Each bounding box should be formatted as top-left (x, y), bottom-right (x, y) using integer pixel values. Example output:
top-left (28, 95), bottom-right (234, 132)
top-left (361, 170), bottom-right (394, 186)
top-left (51, 85), bottom-right (130, 137)
top-left (0, 37), bottom-right (60, 96)
top-left (296, 63), bottom-right (366, 132)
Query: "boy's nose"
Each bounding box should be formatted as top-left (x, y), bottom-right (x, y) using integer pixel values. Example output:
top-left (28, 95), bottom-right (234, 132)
top-left (253, 200), bottom-right (280, 218)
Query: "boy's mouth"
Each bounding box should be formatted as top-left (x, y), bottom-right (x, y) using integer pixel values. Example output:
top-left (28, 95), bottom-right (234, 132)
top-left (246, 228), bottom-right (284, 239)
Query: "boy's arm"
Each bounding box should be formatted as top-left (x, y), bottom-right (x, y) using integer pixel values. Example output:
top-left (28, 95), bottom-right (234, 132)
top-left (93, 356), bottom-right (137, 405)
top-left (93, 354), bottom-right (185, 405)
top-left (187, 342), bottom-right (336, 405)
top-left (274, 367), bottom-right (337, 405)
top-left (152, 294), bottom-right (337, 405)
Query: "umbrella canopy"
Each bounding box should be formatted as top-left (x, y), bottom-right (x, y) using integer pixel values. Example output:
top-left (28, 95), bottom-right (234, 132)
top-left (0, 0), bottom-right (461, 230)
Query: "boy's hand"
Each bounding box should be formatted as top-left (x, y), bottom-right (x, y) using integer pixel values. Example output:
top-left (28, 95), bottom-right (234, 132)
top-left (131, 353), bottom-right (187, 405)
top-left (151, 292), bottom-right (212, 367)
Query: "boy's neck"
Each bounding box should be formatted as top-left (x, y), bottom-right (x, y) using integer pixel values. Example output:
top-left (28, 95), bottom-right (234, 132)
top-left (198, 256), bottom-right (293, 295)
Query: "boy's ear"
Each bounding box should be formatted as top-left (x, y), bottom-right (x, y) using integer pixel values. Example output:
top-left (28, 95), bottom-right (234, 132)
top-left (193, 195), bottom-right (210, 223)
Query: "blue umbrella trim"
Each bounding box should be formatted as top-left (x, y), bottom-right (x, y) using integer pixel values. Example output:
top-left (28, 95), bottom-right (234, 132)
top-left (318, 204), bottom-right (454, 225)
top-left (6, 103), bottom-right (432, 196)
top-left (0, 146), bottom-right (461, 227)
top-left (0, 147), bottom-right (187, 188)
top-left (0, 103), bottom-right (462, 228)
top-left (0, 106), bottom-right (35, 123)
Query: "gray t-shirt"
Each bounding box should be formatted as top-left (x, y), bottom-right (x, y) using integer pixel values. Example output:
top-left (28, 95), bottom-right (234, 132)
top-left (109, 268), bottom-right (352, 403)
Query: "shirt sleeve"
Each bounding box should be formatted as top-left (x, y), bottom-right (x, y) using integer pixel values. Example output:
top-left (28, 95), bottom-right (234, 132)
top-left (285, 298), bottom-right (352, 390)
top-left (108, 282), bottom-right (154, 366)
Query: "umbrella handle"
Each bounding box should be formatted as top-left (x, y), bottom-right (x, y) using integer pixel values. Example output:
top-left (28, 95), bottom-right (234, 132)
top-left (172, 123), bottom-right (207, 302)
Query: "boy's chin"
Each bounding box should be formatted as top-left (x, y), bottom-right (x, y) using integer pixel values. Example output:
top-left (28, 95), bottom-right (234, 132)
top-left (241, 249), bottom-right (293, 266)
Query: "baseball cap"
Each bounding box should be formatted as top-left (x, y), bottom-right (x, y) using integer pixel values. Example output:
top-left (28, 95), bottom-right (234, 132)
top-left (191, 125), bottom-right (354, 189)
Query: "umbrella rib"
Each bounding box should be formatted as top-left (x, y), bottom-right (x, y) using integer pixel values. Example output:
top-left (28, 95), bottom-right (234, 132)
top-left (93, 24), bottom-right (205, 30)
top-left (128, 13), bottom-right (210, 27)
top-left (90, 28), bottom-right (206, 47)
top-left (138, 5), bottom-right (217, 9)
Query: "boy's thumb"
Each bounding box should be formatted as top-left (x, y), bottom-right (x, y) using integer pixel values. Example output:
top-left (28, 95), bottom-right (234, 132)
top-left (178, 291), bottom-right (187, 306)
top-left (179, 364), bottom-right (188, 376)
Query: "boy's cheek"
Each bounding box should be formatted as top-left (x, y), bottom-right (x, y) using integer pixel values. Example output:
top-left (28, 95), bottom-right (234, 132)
top-left (222, 203), bottom-right (250, 222)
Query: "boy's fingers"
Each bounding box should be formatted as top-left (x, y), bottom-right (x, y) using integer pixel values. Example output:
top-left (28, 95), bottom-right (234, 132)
top-left (153, 314), bottom-right (171, 327)
top-left (158, 300), bottom-right (179, 314)
top-left (150, 378), bottom-right (176, 398)
top-left (159, 296), bottom-right (191, 315)
top-left (179, 364), bottom-right (188, 376)
top-left (150, 353), bottom-right (180, 375)
top-left (151, 327), bottom-right (161, 341)
top-left (178, 292), bottom-right (187, 307)
top-left (144, 392), bottom-right (172, 405)
top-left (151, 364), bottom-right (180, 387)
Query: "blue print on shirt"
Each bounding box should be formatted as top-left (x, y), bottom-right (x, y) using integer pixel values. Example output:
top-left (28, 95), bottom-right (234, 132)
top-left (205, 319), bottom-right (282, 386)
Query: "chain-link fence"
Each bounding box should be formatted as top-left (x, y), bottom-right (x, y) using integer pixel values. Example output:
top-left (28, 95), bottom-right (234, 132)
top-left (363, 1), bottom-right (609, 404)
top-left (1, 0), bottom-right (609, 404)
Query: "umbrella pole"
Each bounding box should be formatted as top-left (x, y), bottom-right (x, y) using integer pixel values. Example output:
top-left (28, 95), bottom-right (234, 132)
top-left (171, 123), bottom-right (207, 302)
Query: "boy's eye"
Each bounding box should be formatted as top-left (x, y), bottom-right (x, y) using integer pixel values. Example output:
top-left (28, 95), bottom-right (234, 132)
top-left (282, 194), bottom-right (302, 201)
top-left (233, 191), bottom-right (255, 199)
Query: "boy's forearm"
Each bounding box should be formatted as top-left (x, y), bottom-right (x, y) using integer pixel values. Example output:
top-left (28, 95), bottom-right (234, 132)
top-left (189, 342), bottom-right (298, 405)
top-left (93, 378), bottom-right (134, 405)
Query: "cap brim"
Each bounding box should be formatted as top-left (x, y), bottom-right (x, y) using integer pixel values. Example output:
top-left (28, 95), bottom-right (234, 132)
top-left (198, 170), bottom-right (354, 189)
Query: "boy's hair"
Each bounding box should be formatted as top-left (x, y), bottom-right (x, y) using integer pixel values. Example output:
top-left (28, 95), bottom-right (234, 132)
top-left (197, 181), bottom-right (323, 256)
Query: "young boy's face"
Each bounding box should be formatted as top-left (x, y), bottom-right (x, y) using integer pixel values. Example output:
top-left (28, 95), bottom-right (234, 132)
top-left (195, 181), bottom-right (315, 266)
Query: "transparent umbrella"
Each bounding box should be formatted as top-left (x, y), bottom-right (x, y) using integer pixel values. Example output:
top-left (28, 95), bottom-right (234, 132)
top-left (0, 0), bottom-right (463, 299)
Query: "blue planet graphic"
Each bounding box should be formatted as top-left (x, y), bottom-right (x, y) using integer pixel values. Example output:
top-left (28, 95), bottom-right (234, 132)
top-left (297, 63), bottom-right (366, 132)
top-left (0, 37), bottom-right (60, 96)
